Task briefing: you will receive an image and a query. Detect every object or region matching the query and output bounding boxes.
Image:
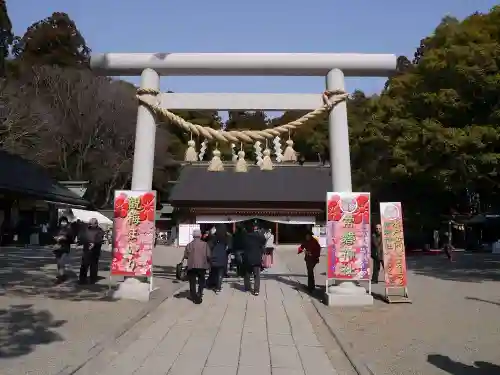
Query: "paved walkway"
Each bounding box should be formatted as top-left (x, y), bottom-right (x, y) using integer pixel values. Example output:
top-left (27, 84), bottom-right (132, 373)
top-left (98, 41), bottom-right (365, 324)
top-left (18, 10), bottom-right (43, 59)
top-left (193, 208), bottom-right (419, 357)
top-left (84, 262), bottom-right (339, 375)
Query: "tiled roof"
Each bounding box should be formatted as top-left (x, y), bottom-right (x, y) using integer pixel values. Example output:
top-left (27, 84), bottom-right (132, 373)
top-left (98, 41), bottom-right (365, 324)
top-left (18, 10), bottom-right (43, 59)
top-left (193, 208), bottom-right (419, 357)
top-left (0, 149), bottom-right (90, 207)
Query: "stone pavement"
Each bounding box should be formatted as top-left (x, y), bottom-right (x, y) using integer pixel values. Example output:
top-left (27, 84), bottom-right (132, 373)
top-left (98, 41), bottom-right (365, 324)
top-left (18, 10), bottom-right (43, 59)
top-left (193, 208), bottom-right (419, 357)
top-left (0, 245), bottom-right (186, 375)
top-left (78, 261), bottom-right (339, 375)
top-left (278, 246), bottom-right (500, 375)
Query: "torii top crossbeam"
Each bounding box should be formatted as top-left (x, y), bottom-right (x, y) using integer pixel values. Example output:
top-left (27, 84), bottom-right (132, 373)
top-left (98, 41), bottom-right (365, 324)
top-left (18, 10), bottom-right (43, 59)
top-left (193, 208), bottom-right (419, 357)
top-left (89, 51), bottom-right (397, 195)
top-left (90, 53), bottom-right (397, 77)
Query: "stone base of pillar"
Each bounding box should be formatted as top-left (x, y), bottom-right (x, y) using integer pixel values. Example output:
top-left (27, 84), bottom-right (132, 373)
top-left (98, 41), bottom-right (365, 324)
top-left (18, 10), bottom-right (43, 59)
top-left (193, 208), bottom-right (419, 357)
top-left (325, 281), bottom-right (373, 306)
top-left (112, 278), bottom-right (151, 302)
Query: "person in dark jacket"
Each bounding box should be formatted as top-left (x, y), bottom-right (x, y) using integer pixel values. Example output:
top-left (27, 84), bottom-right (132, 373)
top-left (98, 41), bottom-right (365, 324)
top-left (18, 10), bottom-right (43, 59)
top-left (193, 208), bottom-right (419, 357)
top-left (208, 224), bottom-right (230, 293)
top-left (183, 229), bottom-right (211, 304)
top-left (231, 225), bottom-right (246, 277)
top-left (242, 225), bottom-right (266, 295)
top-left (79, 218), bottom-right (105, 285)
top-left (371, 224), bottom-right (384, 283)
top-left (53, 216), bottom-right (74, 284)
top-left (298, 231), bottom-right (321, 292)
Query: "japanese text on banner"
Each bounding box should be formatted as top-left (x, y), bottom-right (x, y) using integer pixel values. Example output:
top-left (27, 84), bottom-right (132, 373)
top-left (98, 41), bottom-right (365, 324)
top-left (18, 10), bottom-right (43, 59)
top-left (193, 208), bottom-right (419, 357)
top-left (326, 192), bottom-right (371, 280)
top-left (380, 202), bottom-right (408, 287)
top-left (111, 191), bottom-right (156, 277)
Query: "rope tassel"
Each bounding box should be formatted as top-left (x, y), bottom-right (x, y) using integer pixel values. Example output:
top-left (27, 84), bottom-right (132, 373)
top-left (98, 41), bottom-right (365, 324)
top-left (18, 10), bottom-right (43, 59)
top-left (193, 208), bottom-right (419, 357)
top-left (282, 139), bottom-right (297, 162)
top-left (234, 150), bottom-right (248, 172)
top-left (208, 148), bottom-right (224, 172)
top-left (184, 139), bottom-right (198, 162)
top-left (260, 149), bottom-right (273, 171)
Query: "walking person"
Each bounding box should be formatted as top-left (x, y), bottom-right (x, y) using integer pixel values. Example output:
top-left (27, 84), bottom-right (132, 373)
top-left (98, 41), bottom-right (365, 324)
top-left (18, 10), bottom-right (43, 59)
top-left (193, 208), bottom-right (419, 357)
top-left (298, 231), bottom-right (321, 293)
top-left (208, 224), bottom-right (230, 294)
top-left (182, 229), bottom-right (211, 304)
top-left (242, 225), bottom-right (266, 296)
top-left (442, 232), bottom-right (454, 262)
top-left (371, 223), bottom-right (384, 284)
top-left (264, 229), bottom-right (275, 267)
top-left (79, 218), bottom-right (104, 285)
top-left (232, 225), bottom-right (246, 278)
top-left (53, 216), bottom-right (74, 284)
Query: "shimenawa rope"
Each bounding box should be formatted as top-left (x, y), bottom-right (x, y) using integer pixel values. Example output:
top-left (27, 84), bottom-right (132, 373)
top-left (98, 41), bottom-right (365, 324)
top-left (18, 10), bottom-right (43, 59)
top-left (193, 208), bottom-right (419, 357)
top-left (136, 88), bottom-right (348, 143)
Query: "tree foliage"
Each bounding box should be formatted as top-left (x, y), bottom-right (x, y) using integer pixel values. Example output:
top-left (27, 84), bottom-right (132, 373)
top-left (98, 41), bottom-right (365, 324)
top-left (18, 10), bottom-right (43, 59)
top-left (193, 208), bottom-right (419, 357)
top-left (2, 3), bottom-right (500, 224)
top-left (0, 10), bottom-right (178, 207)
top-left (12, 12), bottom-right (90, 68)
top-left (357, 6), bottom-right (500, 224)
top-left (0, 0), bottom-right (13, 77)
top-left (1, 66), bottom-right (175, 207)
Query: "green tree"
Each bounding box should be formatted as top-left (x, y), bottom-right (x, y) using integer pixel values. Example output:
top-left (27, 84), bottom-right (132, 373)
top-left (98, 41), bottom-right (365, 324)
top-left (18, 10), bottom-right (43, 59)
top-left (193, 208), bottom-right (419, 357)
top-left (12, 12), bottom-right (90, 67)
top-left (224, 111), bottom-right (269, 160)
top-left (0, 0), bottom-right (13, 77)
top-left (369, 6), bottom-right (500, 221)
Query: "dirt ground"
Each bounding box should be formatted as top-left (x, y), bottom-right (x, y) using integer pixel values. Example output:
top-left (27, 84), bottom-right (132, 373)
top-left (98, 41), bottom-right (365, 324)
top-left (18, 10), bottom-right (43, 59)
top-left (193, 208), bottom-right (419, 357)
top-left (278, 247), bottom-right (500, 375)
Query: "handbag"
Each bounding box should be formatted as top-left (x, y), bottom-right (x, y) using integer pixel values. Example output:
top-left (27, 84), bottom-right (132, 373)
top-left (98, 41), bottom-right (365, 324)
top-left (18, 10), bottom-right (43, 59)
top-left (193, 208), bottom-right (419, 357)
top-left (261, 253), bottom-right (272, 269)
top-left (175, 262), bottom-right (187, 281)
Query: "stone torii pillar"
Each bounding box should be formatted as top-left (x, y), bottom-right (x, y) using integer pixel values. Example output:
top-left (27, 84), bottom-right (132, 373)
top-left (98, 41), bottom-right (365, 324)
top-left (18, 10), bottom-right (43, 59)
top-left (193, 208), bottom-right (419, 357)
top-left (131, 68), bottom-right (159, 191)
top-left (91, 52), bottom-right (397, 303)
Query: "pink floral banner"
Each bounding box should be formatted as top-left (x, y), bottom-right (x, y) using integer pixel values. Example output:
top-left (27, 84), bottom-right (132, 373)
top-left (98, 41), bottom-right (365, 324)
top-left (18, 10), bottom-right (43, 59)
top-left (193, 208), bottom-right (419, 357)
top-left (112, 190), bottom-right (156, 277)
top-left (326, 192), bottom-right (371, 280)
top-left (380, 202), bottom-right (408, 287)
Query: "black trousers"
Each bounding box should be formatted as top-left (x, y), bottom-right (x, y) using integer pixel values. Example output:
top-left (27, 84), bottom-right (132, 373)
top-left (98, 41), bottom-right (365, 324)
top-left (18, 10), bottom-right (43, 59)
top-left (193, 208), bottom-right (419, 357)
top-left (443, 245), bottom-right (453, 260)
top-left (188, 268), bottom-right (206, 300)
top-left (211, 266), bottom-right (225, 290)
top-left (306, 261), bottom-right (317, 290)
top-left (243, 265), bottom-right (261, 293)
top-left (79, 249), bottom-right (101, 283)
top-left (371, 257), bottom-right (384, 282)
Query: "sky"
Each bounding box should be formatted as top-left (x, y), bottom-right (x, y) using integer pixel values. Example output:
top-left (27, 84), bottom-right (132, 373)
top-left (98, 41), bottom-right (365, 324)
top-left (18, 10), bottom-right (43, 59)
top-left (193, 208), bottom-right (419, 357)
top-left (8, 0), bottom-right (499, 108)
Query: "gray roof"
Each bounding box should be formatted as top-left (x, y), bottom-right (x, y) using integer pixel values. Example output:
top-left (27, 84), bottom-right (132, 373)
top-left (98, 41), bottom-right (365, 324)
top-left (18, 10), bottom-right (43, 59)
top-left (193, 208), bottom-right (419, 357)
top-left (169, 164), bottom-right (332, 204)
top-left (0, 149), bottom-right (90, 207)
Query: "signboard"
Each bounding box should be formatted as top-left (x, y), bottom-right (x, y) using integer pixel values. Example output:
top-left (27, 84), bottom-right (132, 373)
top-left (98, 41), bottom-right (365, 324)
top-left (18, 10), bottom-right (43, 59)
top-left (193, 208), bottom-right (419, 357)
top-left (312, 225), bottom-right (327, 247)
top-left (111, 191), bottom-right (156, 277)
top-left (380, 202), bottom-right (408, 287)
top-left (326, 192), bottom-right (371, 280)
top-left (178, 224), bottom-right (201, 246)
top-left (380, 202), bottom-right (411, 303)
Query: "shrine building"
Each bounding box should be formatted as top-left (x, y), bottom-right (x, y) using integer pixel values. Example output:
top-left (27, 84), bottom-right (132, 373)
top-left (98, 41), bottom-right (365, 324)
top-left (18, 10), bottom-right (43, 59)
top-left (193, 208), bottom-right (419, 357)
top-left (168, 163), bottom-right (332, 243)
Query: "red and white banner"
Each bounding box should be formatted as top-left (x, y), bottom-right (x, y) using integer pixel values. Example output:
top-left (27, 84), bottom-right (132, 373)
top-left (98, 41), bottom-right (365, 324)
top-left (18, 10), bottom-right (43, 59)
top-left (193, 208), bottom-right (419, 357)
top-left (326, 192), bottom-right (371, 280)
top-left (112, 190), bottom-right (156, 277)
top-left (380, 202), bottom-right (408, 287)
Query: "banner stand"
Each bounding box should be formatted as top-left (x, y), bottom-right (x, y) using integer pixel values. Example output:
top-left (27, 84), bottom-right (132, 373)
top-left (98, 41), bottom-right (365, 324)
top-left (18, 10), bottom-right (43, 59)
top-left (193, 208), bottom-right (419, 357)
top-left (380, 202), bottom-right (412, 305)
top-left (325, 192), bottom-right (374, 306)
top-left (108, 190), bottom-right (157, 302)
top-left (108, 274), bottom-right (112, 295)
top-left (384, 286), bottom-right (411, 304)
top-left (107, 275), bottom-right (157, 300)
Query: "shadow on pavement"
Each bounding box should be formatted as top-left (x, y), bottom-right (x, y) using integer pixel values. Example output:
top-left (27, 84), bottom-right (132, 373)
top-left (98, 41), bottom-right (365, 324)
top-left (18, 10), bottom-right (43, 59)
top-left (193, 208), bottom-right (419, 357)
top-left (428, 354), bottom-right (500, 375)
top-left (407, 253), bottom-right (500, 283)
top-left (229, 281), bottom-right (246, 292)
top-left (0, 247), bottom-right (116, 301)
top-left (152, 265), bottom-right (177, 281)
top-left (265, 272), bottom-right (327, 301)
top-left (173, 290), bottom-right (191, 299)
top-left (0, 304), bottom-right (66, 358)
top-left (226, 271), bottom-right (327, 302)
top-left (465, 296), bottom-right (500, 306)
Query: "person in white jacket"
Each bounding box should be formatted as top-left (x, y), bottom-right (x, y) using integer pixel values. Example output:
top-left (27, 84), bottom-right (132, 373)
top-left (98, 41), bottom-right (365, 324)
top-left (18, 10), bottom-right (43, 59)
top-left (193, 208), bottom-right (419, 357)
top-left (264, 229), bottom-right (275, 266)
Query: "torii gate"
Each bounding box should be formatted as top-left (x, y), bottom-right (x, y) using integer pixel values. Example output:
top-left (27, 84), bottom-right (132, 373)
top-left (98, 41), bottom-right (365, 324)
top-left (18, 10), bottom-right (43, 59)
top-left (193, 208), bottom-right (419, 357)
top-left (91, 53), bottom-right (397, 303)
top-left (91, 53), bottom-right (396, 191)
